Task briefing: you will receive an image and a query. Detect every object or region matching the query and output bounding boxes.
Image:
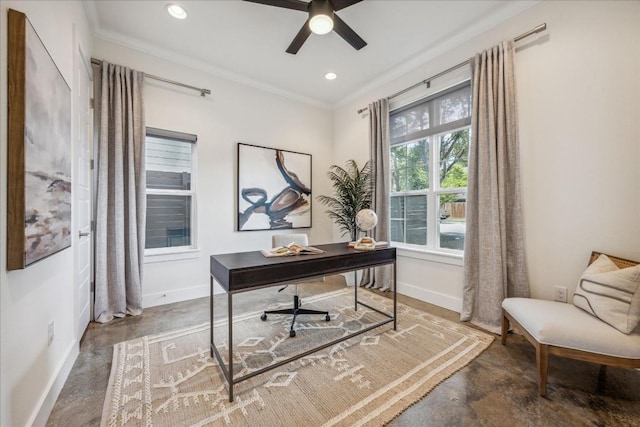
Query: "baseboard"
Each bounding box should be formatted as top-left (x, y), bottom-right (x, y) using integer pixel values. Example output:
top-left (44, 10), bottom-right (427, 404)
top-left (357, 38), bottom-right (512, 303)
top-left (30, 340), bottom-right (79, 427)
top-left (142, 283), bottom-right (210, 308)
top-left (397, 281), bottom-right (462, 313)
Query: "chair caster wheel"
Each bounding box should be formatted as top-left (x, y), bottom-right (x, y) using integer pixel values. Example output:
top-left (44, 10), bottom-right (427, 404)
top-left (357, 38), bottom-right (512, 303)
top-left (325, 314), bottom-right (330, 321)
top-left (261, 313), bottom-right (267, 321)
top-left (290, 330), bottom-right (296, 337)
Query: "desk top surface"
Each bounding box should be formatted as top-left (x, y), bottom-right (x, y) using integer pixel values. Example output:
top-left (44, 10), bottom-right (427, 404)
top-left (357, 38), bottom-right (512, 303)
top-left (210, 242), bottom-right (395, 292)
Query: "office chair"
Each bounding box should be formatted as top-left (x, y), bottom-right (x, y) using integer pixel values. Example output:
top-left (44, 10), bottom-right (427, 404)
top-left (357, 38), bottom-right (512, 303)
top-left (261, 233), bottom-right (330, 337)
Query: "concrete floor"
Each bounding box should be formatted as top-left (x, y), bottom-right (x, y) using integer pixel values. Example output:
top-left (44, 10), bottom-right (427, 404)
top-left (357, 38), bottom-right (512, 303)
top-left (47, 278), bottom-right (640, 426)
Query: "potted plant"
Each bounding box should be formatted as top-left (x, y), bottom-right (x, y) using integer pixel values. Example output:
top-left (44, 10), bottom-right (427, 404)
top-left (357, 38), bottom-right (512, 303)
top-left (316, 159), bottom-right (373, 241)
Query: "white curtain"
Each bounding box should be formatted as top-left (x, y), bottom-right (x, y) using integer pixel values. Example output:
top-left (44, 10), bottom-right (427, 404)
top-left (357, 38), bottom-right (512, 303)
top-left (361, 98), bottom-right (393, 291)
top-left (94, 62), bottom-right (146, 323)
top-left (461, 41), bottom-right (530, 333)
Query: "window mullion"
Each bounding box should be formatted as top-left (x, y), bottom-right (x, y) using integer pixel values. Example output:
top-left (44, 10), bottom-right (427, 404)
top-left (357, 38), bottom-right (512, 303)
top-left (428, 136), bottom-right (437, 250)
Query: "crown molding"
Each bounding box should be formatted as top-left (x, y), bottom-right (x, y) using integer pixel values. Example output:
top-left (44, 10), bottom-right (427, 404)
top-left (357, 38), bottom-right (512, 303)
top-left (82, 0), bottom-right (101, 33)
top-left (332, 0), bottom-right (540, 109)
top-left (85, 0), bottom-right (538, 111)
top-left (93, 27), bottom-right (332, 110)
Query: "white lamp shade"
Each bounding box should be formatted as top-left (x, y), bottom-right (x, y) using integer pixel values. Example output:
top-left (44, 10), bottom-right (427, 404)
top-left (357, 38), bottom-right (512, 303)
top-left (309, 14), bottom-right (333, 35)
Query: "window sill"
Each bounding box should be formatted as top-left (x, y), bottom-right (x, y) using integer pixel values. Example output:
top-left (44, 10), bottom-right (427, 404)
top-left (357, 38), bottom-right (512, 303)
top-left (394, 244), bottom-right (464, 266)
top-left (144, 248), bottom-right (200, 264)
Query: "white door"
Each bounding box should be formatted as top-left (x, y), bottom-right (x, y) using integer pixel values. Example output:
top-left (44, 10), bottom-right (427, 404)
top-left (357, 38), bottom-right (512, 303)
top-left (74, 44), bottom-right (93, 339)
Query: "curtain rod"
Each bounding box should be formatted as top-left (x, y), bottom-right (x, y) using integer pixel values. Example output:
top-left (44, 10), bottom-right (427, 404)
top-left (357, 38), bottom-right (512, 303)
top-left (356, 23), bottom-right (547, 114)
top-left (91, 58), bottom-right (212, 97)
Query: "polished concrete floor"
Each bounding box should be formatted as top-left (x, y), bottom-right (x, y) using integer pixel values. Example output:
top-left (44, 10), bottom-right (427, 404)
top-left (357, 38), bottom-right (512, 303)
top-left (48, 278), bottom-right (640, 426)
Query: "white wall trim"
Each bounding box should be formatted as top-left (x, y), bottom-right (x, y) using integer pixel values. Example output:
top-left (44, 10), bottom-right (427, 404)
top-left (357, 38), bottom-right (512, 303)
top-left (334, 1), bottom-right (540, 109)
top-left (144, 248), bottom-right (201, 264)
top-left (92, 29), bottom-right (331, 110)
top-left (397, 280), bottom-right (462, 313)
top-left (142, 283), bottom-right (209, 308)
top-left (30, 341), bottom-right (79, 427)
top-left (397, 247), bottom-right (464, 267)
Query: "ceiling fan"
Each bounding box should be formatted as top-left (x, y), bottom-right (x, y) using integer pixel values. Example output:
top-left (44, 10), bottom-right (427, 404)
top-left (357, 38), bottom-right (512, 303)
top-left (244, 0), bottom-right (367, 54)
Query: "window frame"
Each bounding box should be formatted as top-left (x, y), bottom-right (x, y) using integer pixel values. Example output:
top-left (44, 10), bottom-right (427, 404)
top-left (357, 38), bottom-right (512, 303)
top-left (144, 127), bottom-right (198, 260)
top-left (389, 81), bottom-right (471, 255)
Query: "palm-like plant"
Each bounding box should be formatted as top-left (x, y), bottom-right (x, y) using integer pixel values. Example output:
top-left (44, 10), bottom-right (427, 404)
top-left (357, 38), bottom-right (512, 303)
top-left (316, 159), bottom-right (373, 241)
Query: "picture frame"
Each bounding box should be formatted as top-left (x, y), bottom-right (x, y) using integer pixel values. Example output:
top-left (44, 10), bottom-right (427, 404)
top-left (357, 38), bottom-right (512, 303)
top-left (237, 143), bottom-right (312, 231)
top-left (7, 9), bottom-right (72, 270)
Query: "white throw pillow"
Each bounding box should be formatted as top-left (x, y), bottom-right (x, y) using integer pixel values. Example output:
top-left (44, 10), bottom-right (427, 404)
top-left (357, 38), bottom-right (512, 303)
top-left (572, 254), bottom-right (640, 334)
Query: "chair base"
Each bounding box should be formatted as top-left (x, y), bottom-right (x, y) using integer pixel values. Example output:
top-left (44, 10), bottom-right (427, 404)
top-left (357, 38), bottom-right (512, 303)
top-left (262, 295), bottom-right (330, 337)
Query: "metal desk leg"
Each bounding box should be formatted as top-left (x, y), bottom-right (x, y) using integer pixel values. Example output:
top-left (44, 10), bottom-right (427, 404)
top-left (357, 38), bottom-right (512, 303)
top-left (354, 270), bottom-right (358, 311)
top-left (393, 263), bottom-right (397, 331)
top-left (228, 292), bottom-right (234, 402)
top-left (210, 276), bottom-right (214, 357)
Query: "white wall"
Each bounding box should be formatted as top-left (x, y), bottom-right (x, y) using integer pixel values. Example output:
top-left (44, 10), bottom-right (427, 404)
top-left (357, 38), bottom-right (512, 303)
top-left (92, 39), bottom-right (335, 306)
top-left (0, 2), bottom-right (93, 426)
top-left (333, 0), bottom-right (640, 309)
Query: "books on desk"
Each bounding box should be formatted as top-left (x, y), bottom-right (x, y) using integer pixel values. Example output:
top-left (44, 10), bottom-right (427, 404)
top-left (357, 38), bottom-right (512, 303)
top-left (347, 239), bottom-right (389, 251)
top-left (261, 242), bottom-right (326, 258)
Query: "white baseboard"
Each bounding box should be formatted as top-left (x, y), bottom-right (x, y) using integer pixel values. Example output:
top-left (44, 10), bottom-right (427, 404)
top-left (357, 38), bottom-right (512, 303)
top-left (142, 284), bottom-right (210, 308)
top-left (397, 281), bottom-right (462, 313)
top-left (141, 281), bottom-right (462, 314)
top-left (30, 340), bottom-right (79, 427)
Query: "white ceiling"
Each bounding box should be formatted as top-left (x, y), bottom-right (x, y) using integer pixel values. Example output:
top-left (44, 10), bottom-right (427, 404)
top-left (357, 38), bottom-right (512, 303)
top-left (86, 0), bottom-right (537, 108)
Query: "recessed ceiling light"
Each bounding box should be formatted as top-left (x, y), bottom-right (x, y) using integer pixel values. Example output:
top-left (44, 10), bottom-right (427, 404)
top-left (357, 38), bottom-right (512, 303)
top-left (325, 72), bottom-right (337, 80)
top-left (167, 4), bottom-right (187, 20)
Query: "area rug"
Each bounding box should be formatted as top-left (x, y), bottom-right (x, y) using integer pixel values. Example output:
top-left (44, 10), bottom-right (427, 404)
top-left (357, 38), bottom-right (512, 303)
top-left (101, 288), bottom-right (493, 427)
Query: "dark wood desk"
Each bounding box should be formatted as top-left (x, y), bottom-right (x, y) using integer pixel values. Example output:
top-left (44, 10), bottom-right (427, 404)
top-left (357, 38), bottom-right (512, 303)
top-left (210, 242), bottom-right (396, 401)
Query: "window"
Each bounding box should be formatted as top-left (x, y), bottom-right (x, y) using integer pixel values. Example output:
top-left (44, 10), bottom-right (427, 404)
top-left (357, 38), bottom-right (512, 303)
top-left (145, 127), bottom-right (197, 252)
top-left (389, 82), bottom-right (471, 253)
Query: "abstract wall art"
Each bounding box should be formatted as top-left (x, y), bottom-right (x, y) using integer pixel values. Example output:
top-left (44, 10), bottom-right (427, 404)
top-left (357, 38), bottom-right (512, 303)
top-left (237, 143), bottom-right (312, 231)
top-left (7, 9), bottom-right (72, 270)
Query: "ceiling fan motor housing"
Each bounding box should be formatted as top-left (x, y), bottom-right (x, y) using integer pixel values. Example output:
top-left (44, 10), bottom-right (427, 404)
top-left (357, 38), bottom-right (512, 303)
top-left (310, 0), bottom-right (334, 18)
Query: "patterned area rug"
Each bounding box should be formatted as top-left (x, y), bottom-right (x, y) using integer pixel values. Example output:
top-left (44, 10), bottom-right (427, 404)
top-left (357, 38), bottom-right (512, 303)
top-left (101, 289), bottom-right (493, 426)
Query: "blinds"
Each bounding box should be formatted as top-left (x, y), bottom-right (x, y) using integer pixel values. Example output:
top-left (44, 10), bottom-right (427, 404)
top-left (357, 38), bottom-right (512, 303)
top-left (146, 126), bottom-right (197, 143)
top-left (145, 129), bottom-right (193, 190)
top-left (390, 81), bottom-right (471, 146)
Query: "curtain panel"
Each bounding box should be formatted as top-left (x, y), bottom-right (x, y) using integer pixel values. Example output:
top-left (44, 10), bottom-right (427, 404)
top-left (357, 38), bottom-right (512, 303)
top-left (461, 41), bottom-right (530, 333)
top-left (94, 62), bottom-right (146, 323)
top-left (362, 98), bottom-right (393, 291)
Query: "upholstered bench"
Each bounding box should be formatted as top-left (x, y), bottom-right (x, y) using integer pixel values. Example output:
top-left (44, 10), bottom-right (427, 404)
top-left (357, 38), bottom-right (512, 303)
top-left (501, 252), bottom-right (640, 396)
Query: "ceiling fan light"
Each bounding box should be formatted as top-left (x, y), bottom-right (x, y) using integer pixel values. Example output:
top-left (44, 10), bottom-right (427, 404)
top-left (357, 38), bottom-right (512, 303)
top-left (309, 14), bottom-right (333, 35)
top-left (167, 4), bottom-right (187, 20)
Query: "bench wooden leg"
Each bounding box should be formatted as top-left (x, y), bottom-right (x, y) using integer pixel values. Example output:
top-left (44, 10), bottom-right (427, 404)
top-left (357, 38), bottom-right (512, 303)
top-left (536, 343), bottom-right (549, 396)
top-left (501, 311), bottom-right (510, 344)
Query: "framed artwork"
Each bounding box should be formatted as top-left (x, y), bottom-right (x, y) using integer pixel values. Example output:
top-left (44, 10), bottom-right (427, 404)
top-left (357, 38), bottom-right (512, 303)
top-left (7, 9), bottom-right (72, 270)
top-left (237, 143), bottom-right (312, 231)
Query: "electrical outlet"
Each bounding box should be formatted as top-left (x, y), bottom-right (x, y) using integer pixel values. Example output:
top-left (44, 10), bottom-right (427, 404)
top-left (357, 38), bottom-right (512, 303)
top-left (48, 320), bottom-right (54, 346)
top-left (554, 286), bottom-right (568, 303)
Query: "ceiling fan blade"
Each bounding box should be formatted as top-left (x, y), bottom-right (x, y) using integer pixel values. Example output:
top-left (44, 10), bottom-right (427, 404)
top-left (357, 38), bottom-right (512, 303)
top-left (332, 14), bottom-right (367, 50)
top-left (331, 0), bottom-right (362, 12)
top-left (243, 0), bottom-right (309, 12)
top-left (286, 19), bottom-right (312, 54)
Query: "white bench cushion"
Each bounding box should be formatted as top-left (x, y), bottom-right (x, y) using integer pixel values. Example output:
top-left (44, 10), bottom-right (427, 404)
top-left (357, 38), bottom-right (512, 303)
top-left (502, 298), bottom-right (640, 359)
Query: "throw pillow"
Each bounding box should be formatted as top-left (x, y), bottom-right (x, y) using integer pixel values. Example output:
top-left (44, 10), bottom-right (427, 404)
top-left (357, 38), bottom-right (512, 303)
top-left (573, 254), bottom-right (640, 334)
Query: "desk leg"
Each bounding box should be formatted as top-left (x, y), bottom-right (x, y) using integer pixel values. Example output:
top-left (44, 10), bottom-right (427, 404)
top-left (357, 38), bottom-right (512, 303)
top-left (393, 262), bottom-right (397, 331)
top-left (210, 276), bottom-right (214, 358)
top-left (228, 292), bottom-right (234, 402)
top-left (354, 270), bottom-right (358, 311)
